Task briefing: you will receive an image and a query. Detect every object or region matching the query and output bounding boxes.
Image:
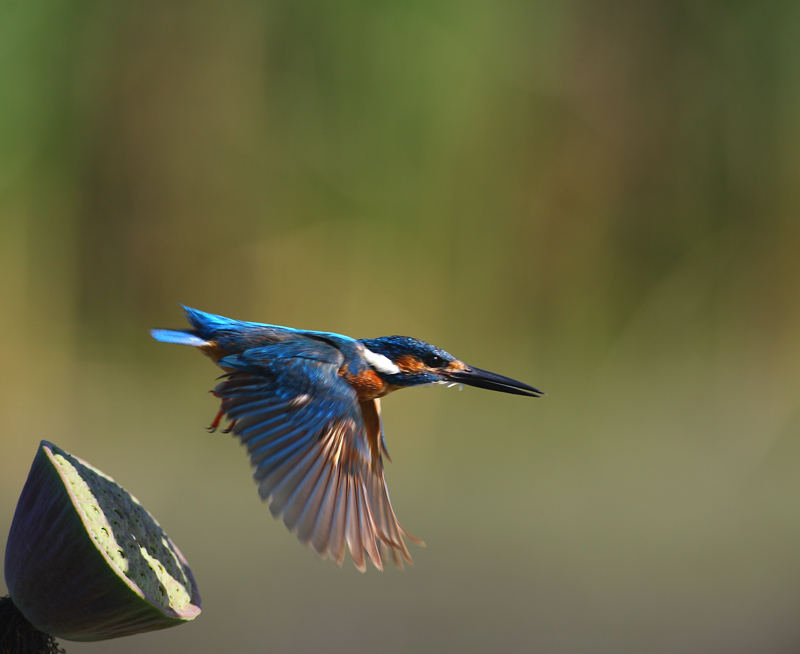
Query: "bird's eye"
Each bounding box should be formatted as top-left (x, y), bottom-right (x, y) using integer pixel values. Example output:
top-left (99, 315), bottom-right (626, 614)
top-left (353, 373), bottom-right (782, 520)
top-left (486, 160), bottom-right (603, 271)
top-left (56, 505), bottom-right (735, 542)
top-left (427, 355), bottom-right (447, 368)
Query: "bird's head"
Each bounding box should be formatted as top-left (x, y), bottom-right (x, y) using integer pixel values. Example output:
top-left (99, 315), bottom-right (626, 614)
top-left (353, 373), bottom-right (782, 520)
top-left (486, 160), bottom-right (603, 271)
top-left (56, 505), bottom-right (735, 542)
top-left (358, 336), bottom-right (543, 397)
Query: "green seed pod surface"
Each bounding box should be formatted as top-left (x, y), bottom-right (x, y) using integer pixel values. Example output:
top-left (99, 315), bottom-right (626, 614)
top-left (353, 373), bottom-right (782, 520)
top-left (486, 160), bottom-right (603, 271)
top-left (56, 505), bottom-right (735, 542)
top-left (4, 441), bottom-right (201, 641)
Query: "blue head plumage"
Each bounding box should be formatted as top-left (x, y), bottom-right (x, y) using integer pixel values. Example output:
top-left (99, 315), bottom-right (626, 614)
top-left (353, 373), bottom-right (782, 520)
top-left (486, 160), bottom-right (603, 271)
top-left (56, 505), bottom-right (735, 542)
top-left (358, 336), bottom-right (459, 387)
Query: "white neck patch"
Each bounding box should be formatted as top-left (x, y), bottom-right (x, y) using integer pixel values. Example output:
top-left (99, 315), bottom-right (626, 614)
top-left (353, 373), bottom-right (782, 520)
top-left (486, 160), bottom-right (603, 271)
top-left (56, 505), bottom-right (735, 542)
top-left (362, 347), bottom-right (401, 375)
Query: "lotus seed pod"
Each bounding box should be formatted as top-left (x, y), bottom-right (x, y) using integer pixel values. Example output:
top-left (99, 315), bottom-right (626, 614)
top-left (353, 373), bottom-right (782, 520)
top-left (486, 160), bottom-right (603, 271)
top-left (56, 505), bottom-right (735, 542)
top-left (4, 441), bottom-right (201, 642)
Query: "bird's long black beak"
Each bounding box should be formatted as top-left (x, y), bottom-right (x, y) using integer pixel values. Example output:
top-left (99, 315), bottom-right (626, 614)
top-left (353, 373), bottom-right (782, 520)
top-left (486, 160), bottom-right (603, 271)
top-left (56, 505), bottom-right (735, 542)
top-left (444, 366), bottom-right (544, 397)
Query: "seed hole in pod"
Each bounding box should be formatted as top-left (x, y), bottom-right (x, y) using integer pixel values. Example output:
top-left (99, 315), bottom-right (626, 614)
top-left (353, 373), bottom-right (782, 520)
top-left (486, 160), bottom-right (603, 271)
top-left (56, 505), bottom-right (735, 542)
top-left (101, 527), bottom-right (109, 537)
top-left (118, 549), bottom-right (125, 558)
top-left (90, 505), bottom-right (100, 514)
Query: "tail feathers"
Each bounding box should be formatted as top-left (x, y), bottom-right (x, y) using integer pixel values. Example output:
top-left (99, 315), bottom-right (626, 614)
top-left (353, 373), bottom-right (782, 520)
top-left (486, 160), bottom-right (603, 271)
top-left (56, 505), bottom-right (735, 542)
top-left (150, 329), bottom-right (208, 346)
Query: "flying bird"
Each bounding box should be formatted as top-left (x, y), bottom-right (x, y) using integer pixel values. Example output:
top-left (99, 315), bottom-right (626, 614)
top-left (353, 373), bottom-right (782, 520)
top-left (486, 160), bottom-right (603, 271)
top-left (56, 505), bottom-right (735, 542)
top-left (152, 307), bottom-right (543, 571)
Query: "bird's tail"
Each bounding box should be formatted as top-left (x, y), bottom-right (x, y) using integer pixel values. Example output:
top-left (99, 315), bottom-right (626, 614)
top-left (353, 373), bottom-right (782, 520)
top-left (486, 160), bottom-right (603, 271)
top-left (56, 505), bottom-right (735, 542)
top-left (151, 305), bottom-right (239, 346)
top-left (150, 329), bottom-right (208, 346)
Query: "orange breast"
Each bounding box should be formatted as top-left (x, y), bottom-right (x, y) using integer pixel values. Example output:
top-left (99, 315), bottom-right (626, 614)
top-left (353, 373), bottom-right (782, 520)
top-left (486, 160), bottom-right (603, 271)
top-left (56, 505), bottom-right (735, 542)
top-left (342, 367), bottom-right (391, 401)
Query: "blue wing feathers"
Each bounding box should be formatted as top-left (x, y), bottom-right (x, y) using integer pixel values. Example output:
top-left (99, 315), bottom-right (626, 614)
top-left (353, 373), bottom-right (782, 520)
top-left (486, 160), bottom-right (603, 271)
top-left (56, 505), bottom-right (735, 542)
top-left (301, 466), bottom-right (339, 547)
top-left (243, 418), bottom-right (315, 451)
top-left (238, 414), bottom-right (292, 442)
top-left (221, 343), bottom-right (343, 374)
top-left (269, 447), bottom-right (323, 516)
top-left (228, 399), bottom-right (294, 423)
top-left (308, 468), bottom-right (339, 552)
top-left (327, 480), bottom-right (349, 564)
top-left (283, 453), bottom-right (328, 523)
top-left (293, 460), bottom-right (334, 542)
top-left (250, 432), bottom-right (315, 471)
top-left (248, 426), bottom-right (310, 459)
top-left (260, 449), bottom-right (315, 503)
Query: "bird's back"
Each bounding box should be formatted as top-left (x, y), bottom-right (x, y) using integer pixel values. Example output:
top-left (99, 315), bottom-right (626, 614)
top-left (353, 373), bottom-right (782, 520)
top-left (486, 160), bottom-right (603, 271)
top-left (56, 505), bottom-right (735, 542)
top-left (181, 306), bottom-right (362, 358)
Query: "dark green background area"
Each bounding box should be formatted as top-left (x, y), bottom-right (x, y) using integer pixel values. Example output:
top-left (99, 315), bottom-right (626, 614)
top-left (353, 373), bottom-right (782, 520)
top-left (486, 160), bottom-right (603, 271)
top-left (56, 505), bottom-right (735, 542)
top-left (3, 2), bottom-right (800, 652)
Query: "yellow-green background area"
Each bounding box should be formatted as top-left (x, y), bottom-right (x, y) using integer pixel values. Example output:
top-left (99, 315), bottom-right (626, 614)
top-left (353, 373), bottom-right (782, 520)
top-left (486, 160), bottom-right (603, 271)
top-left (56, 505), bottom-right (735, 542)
top-left (2, 2), bottom-right (800, 653)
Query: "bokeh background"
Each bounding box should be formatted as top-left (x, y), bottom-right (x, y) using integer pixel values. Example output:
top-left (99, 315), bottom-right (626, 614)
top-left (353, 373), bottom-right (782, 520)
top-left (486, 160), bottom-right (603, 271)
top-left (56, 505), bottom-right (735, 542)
top-left (3, 2), bottom-right (800, 652)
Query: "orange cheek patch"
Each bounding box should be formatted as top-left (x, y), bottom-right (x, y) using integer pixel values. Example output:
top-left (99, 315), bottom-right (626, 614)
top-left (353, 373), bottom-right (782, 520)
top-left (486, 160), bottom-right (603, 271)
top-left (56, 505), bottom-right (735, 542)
top-left (396, 355), bottom-right (426, 372)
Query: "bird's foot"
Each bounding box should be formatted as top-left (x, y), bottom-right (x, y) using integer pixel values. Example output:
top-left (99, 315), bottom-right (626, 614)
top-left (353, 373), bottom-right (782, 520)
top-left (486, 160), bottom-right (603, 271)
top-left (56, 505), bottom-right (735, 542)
top-left (207, 407), bottom-right (225, 433)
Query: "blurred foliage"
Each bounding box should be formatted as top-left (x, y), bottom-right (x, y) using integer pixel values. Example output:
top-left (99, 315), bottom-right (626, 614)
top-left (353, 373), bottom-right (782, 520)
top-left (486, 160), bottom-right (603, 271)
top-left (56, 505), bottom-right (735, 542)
top-left (3, 1), bottom-right (800, 653)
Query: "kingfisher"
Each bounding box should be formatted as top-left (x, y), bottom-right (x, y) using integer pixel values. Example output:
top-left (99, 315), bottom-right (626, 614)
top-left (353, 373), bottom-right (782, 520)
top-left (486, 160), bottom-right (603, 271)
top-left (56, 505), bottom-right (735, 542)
top-left (152, 306), bottom-right (543, 571)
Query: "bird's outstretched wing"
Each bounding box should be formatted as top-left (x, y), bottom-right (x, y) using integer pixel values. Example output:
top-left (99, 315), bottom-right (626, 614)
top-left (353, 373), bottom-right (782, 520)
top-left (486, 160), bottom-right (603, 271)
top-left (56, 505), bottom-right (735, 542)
top-left (213, 339), bottom-right (420, 570)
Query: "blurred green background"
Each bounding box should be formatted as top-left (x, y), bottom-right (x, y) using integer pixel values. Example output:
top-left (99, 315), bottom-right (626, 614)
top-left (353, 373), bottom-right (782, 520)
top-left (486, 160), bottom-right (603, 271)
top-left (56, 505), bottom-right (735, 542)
top-left (3, 1), bottom-right (800, 652)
